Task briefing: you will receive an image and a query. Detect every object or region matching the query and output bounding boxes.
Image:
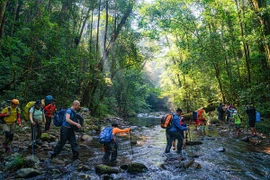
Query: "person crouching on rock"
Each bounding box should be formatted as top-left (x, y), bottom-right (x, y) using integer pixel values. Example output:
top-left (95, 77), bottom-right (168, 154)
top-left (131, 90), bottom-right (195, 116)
top-left (50, 100), bottom-right (81, 160)
top-left (102, 123), bottom-right (130, 164)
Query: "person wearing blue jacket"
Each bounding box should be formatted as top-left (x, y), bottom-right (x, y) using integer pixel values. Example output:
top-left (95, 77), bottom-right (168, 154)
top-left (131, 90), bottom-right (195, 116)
top-left (165, 108), bottom-right (188, 154)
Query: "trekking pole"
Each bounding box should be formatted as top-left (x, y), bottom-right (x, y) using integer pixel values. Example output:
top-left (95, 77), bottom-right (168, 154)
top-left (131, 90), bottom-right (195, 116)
top-left (32, 125), bottom-right (36, 157)
top-left (129, 131), bottom-right (133, 160)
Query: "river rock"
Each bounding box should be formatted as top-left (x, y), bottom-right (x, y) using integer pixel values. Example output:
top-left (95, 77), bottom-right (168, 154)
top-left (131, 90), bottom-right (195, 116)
top-left (95, 164), bottom-right (119, 174)
top-left (16, 168), bottom-right (42, 178)
top-left (183, 159), bottom-right (195, 169)
top-left (127, 163), bottom-right (148, 174)
top-left (242, 136), bottom-right (250, 142)
top-left (192, 162), bottom-right (202, 169)
top-left (24, 155), bottom-right (40, 167)
top-left (81, 135), bottom-right (93, 141)
top-left (217, 147), bottom-right (225, 152)
top-left (77, 164), bottom-right (91, 171)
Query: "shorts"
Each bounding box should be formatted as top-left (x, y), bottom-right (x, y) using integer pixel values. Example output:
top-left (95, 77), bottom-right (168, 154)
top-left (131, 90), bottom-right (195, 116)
top-left (2, 123), bottom-right (16, 134)
top-left (235, 124), bottom-right (240, 129)
top-left (199, 120), bottom-right (207, 126)
top-left (249, 119), bottom-right (256, 128)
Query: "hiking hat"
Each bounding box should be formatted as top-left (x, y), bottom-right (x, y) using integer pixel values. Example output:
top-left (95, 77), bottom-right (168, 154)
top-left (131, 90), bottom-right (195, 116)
top-left (35, 100), bottom-right (42, 106)
top-left (11, 99), bottom-right (19, 105)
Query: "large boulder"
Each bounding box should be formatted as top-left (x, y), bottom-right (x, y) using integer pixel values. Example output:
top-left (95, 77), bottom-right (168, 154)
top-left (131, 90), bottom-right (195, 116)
top-left (95, 164), bottom-right (119, 174)
top-left (16, 168), bottom-right (42, 178)
top-left (127, 163), bottom-right (148, 174)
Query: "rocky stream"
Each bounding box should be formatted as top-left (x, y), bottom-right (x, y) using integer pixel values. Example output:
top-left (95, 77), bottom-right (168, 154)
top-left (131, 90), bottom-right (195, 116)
top-left (0, 112), bottom-right (269, 179)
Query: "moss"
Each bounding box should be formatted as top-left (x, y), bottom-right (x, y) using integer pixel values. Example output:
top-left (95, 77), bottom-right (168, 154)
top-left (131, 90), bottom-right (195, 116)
top-left (5, 155), bottom-right (25, 171)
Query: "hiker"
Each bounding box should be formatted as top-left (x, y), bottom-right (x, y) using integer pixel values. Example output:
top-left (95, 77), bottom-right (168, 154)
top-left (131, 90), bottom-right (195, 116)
top-left (172, 116), bottom-right (188, 150)
top-left (246, 102), bottom-right (257, 136)
top-left (29, 100), bottom-right (46, 145)
top-left (0, 99), bottom-right (21, 153)
top-left (165, 108), bottom-right (188, 154)
top-left (217, 103), bottom-right (226, 124)
top-left (44, 99), bottom-right (57, 131)
top-left (225, 102), bottom-right (231, 123)
top-left (232, 109), bottom-right (242, 137)
top-left (102, 123), bottom-right (131, 164)
top-left (50, 100), bottom-right (81, 160)
top-left (197, 108), bottom-right (207, 131)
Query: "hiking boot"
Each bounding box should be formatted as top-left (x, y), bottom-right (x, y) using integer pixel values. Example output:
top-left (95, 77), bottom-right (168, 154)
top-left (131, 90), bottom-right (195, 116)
top-left (6, 147), bottom-right (12, 154)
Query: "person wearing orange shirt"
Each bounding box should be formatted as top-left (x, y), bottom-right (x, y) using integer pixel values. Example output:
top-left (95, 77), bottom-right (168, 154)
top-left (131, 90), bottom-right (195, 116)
top-left (197, 108), bottom-right (207, 132)
top-left (44, 99), bottom-right (57, 131)
top-left (102, 122), bottom-right (131, 164)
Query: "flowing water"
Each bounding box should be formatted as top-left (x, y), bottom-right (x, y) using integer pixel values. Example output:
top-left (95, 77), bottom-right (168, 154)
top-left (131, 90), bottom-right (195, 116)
top-left (31, 115), bottom-right (270, 179)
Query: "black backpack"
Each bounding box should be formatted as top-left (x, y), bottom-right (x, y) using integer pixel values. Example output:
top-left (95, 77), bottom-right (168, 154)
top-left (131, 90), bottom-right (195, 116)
top-left (70, 110), bottom-right (84, 131)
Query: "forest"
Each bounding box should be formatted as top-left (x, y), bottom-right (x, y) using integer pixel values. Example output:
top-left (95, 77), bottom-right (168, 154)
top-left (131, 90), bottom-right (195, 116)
top-left (0, 0), bottom-right (269, 131)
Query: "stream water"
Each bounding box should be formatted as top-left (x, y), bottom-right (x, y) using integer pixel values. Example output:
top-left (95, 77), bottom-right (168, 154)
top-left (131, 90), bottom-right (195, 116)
top-left (29, 115), bottom-right (270, 179)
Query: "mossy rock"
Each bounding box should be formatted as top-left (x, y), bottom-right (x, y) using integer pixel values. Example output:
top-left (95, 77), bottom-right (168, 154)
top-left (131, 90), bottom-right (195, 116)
top-left (95, 164), bottom-right (119, 174)
top-left (127, 163), bottom-right (148, 174)
top-left (5, 154), bottom-right (25, 171)
top-left (40, 133), bottom-right (50, 141)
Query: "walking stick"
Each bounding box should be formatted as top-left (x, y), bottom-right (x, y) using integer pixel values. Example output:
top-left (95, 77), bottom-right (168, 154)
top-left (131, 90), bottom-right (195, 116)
top-left (32, 125), bottom-right (36, 157)
top-left (129, 131), bottom-right (133, 160)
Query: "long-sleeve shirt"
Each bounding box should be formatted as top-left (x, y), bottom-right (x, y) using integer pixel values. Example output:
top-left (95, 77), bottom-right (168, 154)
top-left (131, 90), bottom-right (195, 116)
top-left (168, 113), bottom-right (188, 132)
top-left (44, 104), bottom-right (56, 117)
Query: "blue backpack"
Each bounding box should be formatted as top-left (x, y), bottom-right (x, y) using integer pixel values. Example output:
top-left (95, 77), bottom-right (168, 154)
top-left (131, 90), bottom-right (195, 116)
top-left (99, 127), bottom-right (113, 143)
top-left (256, 111), bottom-right (261, 122)
top-left (45, 95), bottom-right (54, 106)
top-left (53, 109), bottom-right (66, 126)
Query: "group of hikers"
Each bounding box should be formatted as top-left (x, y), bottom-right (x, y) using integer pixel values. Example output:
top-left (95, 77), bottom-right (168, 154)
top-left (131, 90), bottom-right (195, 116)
top-left (163, 102), bottom-right (259, 155)
top-left (0, 98), bottom-right (56, 153)
top-left (0, 98), bottom-right (130, 164)
top-left (0, 97), bottom-right (260, 164)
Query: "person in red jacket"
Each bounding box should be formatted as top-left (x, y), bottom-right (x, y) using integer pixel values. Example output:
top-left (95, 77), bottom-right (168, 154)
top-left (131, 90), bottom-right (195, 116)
top-left (44, 99), bottom-right (57, 131)
top-left (197, 108), bottom-right (207, 132)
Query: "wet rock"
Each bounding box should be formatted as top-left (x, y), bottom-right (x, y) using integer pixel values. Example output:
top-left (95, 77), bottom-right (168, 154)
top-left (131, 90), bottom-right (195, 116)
top-left (22, 127), bottom-right (31, 132)
top-left (77, 164), bottom-right (91, 171)
top-left (16, 168), bottom-right (42, 178)
top-left (242, 136), bottom-right (250, 142)
top-left (24, 155), bottom-right (40, 167)
top-left (81, 135), bottom-right (93, 142)
top-left (95, 164), bottom-right (119, 174)
top-left (5, 154), bottom-right (25, 171)
top-left (131, 140), bottom-right (137, 145)
top-left (145, 124), bottom-right (153, 128)
top-left (127, 163), bottom-right (148, 174)
top-left (50, 135), bottom-right (57, 141)
top-left (192, 162), bottom-right (202, 169)
top-left (217, 147), bottom-right (225, 152)
top-left (51, 158), bottom-right (65, 164)
top-left (120, 164), bottom-right (129, 170)
top-left (88, 130), bottom-right (97, 136)
top-left (183, 159), bottom-right (194, 169)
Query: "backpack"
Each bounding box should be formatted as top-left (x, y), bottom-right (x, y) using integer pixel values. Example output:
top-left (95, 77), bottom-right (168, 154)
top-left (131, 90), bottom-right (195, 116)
top-left (53, 109), bottom-right (66, 126)
top-left (0, 107), bottom-right (19, 124)
top-left (256, 111), bottom-right (261, 122)
top-left (98, 127), bottom-right (113, 143)
top-left (70, 113), bottom-right (84, 131)
top-left (160, 114), bottom-right (173, 129)
top-left (45, 95), bottom-right (53, 106)
top-left (23, 101), bottom-right (36, 121)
